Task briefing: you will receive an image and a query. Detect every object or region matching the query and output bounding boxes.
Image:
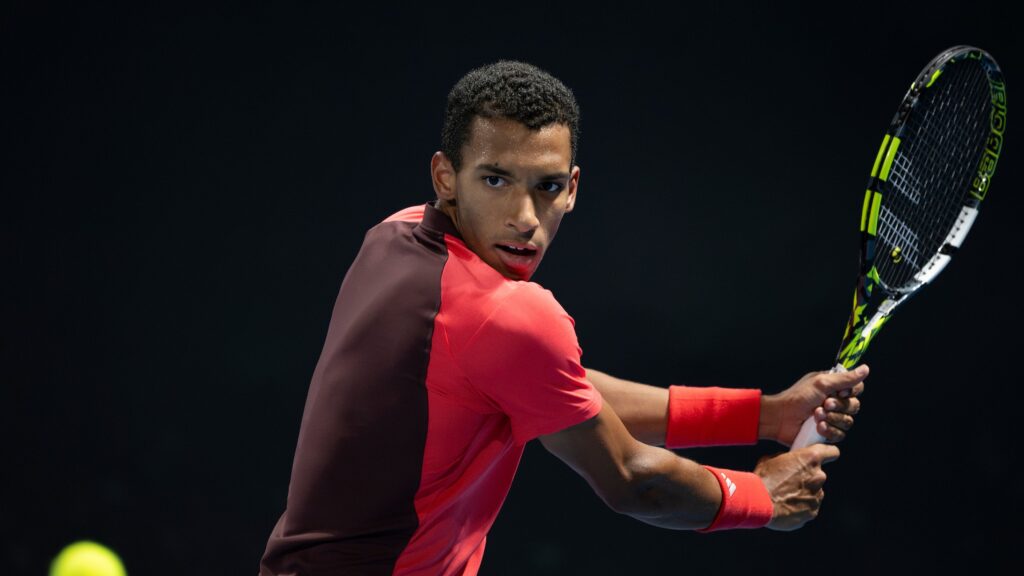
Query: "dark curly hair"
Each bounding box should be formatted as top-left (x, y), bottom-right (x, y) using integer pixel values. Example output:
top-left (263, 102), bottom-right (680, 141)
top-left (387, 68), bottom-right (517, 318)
top-left (441, 61), bottom-right (580, 171)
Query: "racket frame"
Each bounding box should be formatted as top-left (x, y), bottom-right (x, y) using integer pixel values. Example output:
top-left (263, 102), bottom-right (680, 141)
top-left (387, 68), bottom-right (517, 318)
top-left (790, 46), bottom-right (1005, 450)
top-left (833, 46), bottom-right (1004, 371)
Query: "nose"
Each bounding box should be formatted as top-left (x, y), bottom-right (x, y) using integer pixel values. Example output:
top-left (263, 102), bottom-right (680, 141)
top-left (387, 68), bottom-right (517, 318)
top-left (507, 191), bottom-right (540, 234)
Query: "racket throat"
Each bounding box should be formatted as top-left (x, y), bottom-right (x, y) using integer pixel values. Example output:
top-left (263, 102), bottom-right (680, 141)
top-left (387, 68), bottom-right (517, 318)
top-left (836, 299), bottom-right (899, 369)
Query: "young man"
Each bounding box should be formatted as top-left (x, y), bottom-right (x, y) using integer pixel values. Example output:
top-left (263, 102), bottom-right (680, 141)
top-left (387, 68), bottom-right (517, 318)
top-left (259, 61), bottom-right (866, 575)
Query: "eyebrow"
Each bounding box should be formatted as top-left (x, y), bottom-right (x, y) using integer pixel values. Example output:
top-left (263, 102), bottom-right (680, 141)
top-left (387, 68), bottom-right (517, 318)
top-left (475, 163), bottom-right (570, 180)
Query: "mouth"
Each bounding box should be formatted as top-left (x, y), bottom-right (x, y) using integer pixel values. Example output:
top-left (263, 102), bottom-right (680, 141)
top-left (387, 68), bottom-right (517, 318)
top-left (494, 242), bottom-right (540, 277)
top-left (496, 243), bottom-right (539, 257)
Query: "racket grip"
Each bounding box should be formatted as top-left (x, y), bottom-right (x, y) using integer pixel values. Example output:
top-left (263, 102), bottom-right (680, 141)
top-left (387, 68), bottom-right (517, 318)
top-left (789, 364), bottom-right (847, 450)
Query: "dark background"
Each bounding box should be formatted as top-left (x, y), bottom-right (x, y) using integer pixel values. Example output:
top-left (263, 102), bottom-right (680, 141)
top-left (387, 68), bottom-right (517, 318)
top-left (4, 1), bottom-right (1021, 574)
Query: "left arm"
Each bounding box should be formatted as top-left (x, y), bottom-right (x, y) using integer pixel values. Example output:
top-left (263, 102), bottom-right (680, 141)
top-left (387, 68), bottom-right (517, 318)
top-left (584, 368), bottom-right (668, 445)
top-left (585, 366), bottom-right (866, 447)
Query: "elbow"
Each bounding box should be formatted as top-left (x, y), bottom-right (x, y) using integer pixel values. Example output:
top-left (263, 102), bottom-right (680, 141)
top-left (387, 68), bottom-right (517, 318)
top-left (600, 454), bottom-right (663, 517)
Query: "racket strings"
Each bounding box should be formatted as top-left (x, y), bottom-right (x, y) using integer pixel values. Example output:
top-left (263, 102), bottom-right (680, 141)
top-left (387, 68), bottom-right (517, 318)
top-left (875, 60), bottom-right (992, 291)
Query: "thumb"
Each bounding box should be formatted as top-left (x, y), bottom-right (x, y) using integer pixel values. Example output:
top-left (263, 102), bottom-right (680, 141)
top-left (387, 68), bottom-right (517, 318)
top-left (819, 364), bottom-right (869, 395)
top-left (810, 443), bottom-right (841, 465)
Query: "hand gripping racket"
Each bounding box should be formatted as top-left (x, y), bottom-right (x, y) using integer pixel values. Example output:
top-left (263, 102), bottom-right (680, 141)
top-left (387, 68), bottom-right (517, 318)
top-left (791, 46), bottom-right (1007, 449)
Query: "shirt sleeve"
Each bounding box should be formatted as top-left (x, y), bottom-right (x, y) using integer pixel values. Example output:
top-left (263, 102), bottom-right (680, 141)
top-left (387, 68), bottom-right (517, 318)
top-left (456, 284), bottom-right (603, 444)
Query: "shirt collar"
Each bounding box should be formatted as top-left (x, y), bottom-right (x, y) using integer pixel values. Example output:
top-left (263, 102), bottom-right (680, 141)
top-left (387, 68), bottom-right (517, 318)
top-left (419, 200), bottom-right (462, 239)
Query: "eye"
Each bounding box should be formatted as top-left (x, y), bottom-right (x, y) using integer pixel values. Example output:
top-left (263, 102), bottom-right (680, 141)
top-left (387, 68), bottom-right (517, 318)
top-left (483, 175), bottom-right (506, 187)
top-left (538, 181), bottom-right (565, 194)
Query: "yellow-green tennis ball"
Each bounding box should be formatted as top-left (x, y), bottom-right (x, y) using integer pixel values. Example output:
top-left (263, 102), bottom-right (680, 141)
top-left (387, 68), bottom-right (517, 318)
top-left (50, 541), bottom-right (127, 576)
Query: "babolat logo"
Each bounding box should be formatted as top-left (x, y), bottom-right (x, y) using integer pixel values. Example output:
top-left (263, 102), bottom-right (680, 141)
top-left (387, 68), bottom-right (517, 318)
top-left (972, 80), bottom-right (1006, 201)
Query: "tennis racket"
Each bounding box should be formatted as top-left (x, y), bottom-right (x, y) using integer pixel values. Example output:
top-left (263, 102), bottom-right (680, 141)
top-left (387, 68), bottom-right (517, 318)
top-left (791, 45), bottom-right (1007, 449)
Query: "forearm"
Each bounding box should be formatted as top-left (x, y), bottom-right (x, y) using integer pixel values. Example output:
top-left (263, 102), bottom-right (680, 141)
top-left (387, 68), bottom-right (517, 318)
top-left (585, 368), bottom-right (668, 445)
top-left (757, 393), bottom-right (782, 441)
top-left (615, 443), bottom-right (723, 529)
top-left (586, 367), bottom-right (770, 446)
top-left (541, 404), bottom-right (721, 530)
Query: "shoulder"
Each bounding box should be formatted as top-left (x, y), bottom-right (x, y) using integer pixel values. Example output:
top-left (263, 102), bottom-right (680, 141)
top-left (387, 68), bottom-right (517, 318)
top-left (362, 205), bottom-right (424, 237)
top-left (381, 205), bottom-right (425, 224)
top-left (498, 282), bottom-right (571, 325)
top-left (469, 282), bottom-right (577, 351)
top-left (439, 239), bottom-right (574, 341)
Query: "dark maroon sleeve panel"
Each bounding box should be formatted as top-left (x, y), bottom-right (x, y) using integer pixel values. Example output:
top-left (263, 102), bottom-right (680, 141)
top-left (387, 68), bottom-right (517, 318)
top-left (260, 204), bottom-right (453, 575)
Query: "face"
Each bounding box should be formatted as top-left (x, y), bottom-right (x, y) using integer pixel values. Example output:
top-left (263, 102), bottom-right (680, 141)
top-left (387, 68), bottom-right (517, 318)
top-left (431, 116), bottom-right (579, 281)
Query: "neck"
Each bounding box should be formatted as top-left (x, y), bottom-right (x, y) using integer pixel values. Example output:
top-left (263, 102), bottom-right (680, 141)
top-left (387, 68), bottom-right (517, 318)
top-left (436, 198), bottom-right (460, 232)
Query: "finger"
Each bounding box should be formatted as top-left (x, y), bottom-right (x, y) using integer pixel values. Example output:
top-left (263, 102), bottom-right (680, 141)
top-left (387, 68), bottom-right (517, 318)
top-left (806, 476), bottom-right (827, 493)
top-left (823, 396), bottom-right (861, 416)
top-left (815, 402), bottom-right (858, 423)
top-left (808, 443), bottom-right (841, 465)
top-left (794, 443), bottom-right (840, 465)
top-left (821, 364), bottom-right (869, 397)
top-left (823, 411), bottom-right (855, 431)
top-left (816, 418), bottom-right (847, 443)
top-left (806, 469), bottom-right (828, 492)
top-left (840, 381), bottom-right (865, 398)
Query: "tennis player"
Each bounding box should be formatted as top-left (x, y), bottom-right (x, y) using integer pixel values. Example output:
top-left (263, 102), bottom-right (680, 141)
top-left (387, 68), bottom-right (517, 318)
top-left (259, 60), bottom-right (866, 576)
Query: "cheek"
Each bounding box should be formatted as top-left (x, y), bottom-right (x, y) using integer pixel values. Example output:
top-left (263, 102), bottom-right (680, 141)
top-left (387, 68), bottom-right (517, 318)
top-left (541, 213), bottom-right (565, 241)
top-left (462, 196), bottom-right (501, 228)
top-left (456, 199), bottom-right (494, 245)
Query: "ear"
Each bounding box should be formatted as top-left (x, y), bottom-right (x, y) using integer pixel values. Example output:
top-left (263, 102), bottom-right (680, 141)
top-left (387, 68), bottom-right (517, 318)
top-left (565, 165), bottom-right (580, 213)
top-left (431, 151), bottom-right (457, 203)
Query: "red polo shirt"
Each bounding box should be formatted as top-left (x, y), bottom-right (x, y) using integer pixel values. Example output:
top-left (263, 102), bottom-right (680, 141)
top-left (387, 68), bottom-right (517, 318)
top-left (260, 202), bottom-right (602, 575)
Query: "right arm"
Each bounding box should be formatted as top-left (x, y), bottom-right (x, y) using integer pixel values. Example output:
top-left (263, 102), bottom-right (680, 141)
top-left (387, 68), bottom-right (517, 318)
top-left (585, 366), bottom-right (866, 448)
top-left (540, 402), bottom-right (839, 531)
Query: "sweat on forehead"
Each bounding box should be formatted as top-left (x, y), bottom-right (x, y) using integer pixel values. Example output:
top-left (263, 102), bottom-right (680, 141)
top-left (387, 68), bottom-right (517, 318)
top-left (460, 117), bottom-right (574, 175)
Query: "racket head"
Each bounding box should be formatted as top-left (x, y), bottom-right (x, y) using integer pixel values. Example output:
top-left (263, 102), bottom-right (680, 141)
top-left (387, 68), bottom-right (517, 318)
top-left (835, 46), bottom-right (1006, 368)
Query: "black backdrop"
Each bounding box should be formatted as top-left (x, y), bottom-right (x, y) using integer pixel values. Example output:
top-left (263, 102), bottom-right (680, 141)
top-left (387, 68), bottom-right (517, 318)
top-left (5, 2), bottom-right (1021, 574)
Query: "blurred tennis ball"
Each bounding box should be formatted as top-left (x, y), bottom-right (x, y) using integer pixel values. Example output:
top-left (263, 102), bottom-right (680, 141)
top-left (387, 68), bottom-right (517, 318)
top-left (50, 541), bottom-right (127, 576)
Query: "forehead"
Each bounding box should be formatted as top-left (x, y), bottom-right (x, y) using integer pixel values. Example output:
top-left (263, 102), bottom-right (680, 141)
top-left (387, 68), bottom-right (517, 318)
top-left (461, 116), bottom-right (572, 172)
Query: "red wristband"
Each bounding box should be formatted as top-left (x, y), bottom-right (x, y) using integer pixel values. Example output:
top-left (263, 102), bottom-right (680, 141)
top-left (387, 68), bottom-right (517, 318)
top-left (665, 386), bottom-right (761, 448)
top-left (698, 466), bottom-right (774, 532)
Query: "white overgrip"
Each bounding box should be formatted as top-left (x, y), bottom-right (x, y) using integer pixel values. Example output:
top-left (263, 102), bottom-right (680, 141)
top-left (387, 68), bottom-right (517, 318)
top-left (790, 363), bottom-right (847, 450)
